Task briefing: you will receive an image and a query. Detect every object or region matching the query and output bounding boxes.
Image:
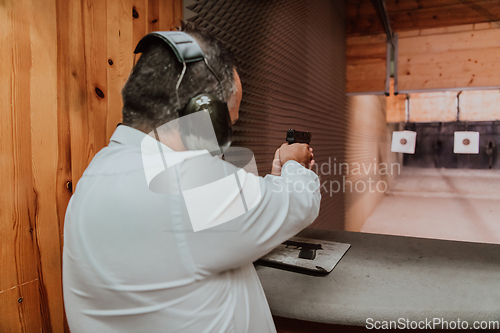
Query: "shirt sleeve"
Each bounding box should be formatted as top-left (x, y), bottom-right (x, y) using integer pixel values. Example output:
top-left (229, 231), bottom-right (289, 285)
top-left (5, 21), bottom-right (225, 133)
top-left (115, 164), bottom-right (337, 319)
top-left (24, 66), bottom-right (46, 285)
top-left (183, 159), bottom-right (321, 275)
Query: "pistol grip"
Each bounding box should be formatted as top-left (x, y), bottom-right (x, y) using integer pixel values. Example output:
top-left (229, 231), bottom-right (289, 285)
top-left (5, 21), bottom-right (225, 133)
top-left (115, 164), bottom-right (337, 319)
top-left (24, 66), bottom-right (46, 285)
top-left (298, 248), bottom-right (317, 260)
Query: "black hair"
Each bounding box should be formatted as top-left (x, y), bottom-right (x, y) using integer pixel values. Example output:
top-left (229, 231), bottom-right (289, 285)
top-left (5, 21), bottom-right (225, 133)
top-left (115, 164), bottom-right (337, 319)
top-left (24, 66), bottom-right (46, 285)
top-left (121, 23), bottom-right (236, 132)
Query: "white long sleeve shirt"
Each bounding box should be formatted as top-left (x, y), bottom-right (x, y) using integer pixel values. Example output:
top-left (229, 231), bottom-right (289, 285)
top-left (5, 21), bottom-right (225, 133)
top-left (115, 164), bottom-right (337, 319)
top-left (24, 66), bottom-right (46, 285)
top-left (63, 125), bottom-right (321, 333)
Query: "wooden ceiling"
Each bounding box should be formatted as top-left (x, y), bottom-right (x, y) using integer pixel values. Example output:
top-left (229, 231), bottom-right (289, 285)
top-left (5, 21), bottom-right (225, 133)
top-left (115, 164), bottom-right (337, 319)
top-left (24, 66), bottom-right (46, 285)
top-left (347, 0), bottom-right (500, 36)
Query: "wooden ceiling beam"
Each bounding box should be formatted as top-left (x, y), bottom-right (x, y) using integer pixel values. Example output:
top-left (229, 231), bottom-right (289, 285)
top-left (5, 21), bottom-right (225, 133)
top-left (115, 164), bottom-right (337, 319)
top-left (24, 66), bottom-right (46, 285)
top-left (348, 0), bottom-right (500, 36)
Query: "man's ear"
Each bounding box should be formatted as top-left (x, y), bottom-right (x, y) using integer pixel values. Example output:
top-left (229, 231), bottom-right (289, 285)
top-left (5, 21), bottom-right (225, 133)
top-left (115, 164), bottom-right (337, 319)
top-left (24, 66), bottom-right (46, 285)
top-left (228, 69), bottom-right (242, 124)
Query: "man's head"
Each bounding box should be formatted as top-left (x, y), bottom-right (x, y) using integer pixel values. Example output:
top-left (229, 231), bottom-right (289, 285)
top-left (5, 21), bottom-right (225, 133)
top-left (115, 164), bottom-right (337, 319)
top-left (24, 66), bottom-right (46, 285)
top-left (122, 24), bottom-right (241, 133)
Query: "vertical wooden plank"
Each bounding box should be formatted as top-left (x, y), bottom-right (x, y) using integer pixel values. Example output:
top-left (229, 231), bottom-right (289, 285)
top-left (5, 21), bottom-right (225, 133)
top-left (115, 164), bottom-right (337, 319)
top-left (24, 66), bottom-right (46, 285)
top-left (118, 0), bottom-right (135, 79)
top-left (159, 0), bottom-right (182, 31)
top-left (29, 0), bottom-right (66, 331)
top-left (56, 0), bottom-right (102, 330)
top-left (0, 0), bottom-right (43, 332)
top-left (106, 0), bottom-right (137, 140)
top-left (55, 0), bottom-right (74, 260)
top-left (132, 0), bottom-right (148, 46)
top-left (172, 0), bottom-right (183, 29)
top-left (148, 0), bottom-right (160, 32)
top-left (106, 0), bottom-right (123, 140)
top-left (158, 0), bottom-right (173, 31)
top-left (66, 0), bottom-right (90, 187)
top-left (54, 2), bottom-right (74, 331)
top-left (83, 0), bottom-right (108, 157)
top-left (70, 0), bottom-right (108, 186)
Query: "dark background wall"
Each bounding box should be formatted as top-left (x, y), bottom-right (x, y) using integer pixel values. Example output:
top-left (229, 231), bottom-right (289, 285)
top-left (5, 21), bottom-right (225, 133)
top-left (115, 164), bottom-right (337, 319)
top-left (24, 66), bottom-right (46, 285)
top-left (185, 0), bottom-right (349, 229)
top-left (404, 122), bottom-right (500, 169)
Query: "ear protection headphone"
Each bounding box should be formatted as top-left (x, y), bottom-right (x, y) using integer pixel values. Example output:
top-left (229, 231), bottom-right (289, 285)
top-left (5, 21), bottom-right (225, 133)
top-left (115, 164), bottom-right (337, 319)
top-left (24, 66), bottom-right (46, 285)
top-left (133, 31), bottom-right (232, 154)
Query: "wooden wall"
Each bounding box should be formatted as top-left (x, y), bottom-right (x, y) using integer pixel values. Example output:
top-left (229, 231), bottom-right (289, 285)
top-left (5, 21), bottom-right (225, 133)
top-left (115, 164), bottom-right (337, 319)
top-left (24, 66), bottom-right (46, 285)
top-left (387, 84), bottom-right (500, 123)
top-left (398, 22), bottom-right (500, 92)
top-left (459, 90), bottom-right (500, 121)
top-left (381, 22), bottom-right (500, 122)
top-left (406, 91), bottom-right (459, 123)
top-left (347, 0), bottom-right (500, 95)
top-left (388, 89), bottom-right (500, 123)
top-left (0, 1), bottom-right (181, 332)
top-left (348, 22), bottom-right (500, 95)
top-left (347, 0), bottom-right (500, 36)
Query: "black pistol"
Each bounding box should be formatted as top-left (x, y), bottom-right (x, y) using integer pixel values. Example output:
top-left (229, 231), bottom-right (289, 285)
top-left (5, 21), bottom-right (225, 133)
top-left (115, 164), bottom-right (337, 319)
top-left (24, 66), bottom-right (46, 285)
top-left (286, 129), bottom-right (312, 145)
top-left (283, 240), bottom-right (322, 260)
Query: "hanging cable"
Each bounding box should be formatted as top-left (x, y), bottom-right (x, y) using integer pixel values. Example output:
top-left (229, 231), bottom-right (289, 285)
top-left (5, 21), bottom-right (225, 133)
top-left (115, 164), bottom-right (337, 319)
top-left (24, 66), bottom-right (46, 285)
top-left (456, 91), bottom-right (462, 122)
top-left (405, 94), bottom-right (410, 123)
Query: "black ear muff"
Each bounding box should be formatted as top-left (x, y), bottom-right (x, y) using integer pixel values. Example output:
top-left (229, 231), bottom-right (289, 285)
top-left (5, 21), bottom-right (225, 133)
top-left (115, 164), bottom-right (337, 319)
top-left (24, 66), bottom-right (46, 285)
top-left (179, 93), bottom-right (232, 154)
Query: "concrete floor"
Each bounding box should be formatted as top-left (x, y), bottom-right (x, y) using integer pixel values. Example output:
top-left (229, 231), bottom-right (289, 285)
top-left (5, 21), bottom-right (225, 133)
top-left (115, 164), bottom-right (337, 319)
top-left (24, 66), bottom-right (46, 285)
top-left (361, 167), bottom-right (500, 244)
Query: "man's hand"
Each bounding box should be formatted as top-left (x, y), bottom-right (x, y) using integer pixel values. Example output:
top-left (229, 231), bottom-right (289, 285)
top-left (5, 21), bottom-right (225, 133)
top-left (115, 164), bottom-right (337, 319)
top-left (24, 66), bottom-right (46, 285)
top-left (271, 143), bottom-right (315, 176)
top-left (271, 148), bottom-right (282, 176)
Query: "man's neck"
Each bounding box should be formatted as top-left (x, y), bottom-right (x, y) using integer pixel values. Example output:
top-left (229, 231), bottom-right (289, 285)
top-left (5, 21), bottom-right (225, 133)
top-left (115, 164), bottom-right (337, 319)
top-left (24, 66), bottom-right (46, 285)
top-left (130, 123), bottom-right (186, 152)
top-left (150, 129), bottom-right (186, 152)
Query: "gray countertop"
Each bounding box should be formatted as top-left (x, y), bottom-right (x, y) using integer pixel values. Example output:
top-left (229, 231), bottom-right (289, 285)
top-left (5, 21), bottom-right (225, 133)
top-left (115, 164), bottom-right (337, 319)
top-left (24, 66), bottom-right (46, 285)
top-left (255, 229), bottom-right (500, 326)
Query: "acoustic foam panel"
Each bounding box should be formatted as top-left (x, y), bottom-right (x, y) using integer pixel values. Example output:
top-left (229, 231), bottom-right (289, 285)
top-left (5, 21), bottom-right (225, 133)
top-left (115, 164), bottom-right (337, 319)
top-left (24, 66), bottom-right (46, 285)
top-left (186, 0), bottom-right (348, 229)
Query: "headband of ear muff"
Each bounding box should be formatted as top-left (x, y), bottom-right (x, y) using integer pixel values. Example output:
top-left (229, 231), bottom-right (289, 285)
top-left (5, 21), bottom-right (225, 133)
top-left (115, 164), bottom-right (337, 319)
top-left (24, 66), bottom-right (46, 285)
top-left (134, 31), bottom-right (232, 154)
top-left (134, 31), bottom-right (205, 63)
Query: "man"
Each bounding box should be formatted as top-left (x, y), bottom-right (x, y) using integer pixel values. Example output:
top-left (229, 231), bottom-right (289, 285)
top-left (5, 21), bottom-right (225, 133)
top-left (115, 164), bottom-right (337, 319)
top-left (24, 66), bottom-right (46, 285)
top-left (63, 25), bottom-right (320, 333)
